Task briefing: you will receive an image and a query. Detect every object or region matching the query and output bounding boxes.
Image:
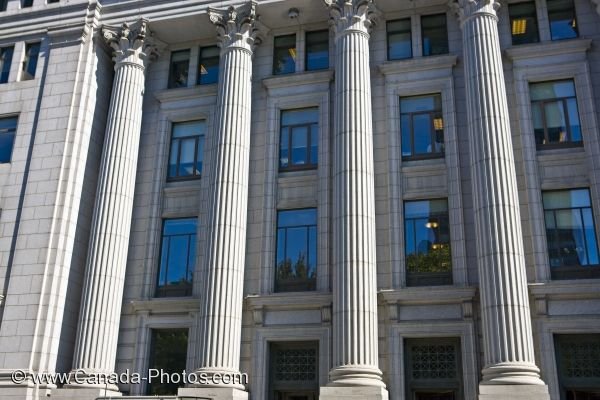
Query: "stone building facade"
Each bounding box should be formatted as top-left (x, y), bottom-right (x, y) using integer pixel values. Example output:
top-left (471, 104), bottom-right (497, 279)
top-left (0, 0), bottom-right (598, 399)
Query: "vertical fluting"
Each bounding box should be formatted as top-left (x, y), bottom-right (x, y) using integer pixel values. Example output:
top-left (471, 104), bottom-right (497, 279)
top-left (326, 0), bottom-right (384, 387)
top-left (70, 20), bottom-right (156, 386)
top-left (193, 3), bottom-right (256, 388)
top-left (457, 0), bottom-right (545, 385)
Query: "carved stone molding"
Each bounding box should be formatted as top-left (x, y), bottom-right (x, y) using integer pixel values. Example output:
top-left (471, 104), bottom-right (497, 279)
top-left (323, 0), bottom-right (378, 36)
top-left (449, 0), bottom-right (501, 26)
top-left (102, 18), bottom-right (161, 69)
top-left (208, 1), bottom-right (260, 53)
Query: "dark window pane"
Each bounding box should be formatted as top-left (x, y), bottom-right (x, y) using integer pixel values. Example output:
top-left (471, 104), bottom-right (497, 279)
top-left (554, 334), bottom-right (600, 400)
top-left (0, 47), bottom-right (14, 84)
top-left (168, 50), bottom-right (189, 89)
top-left (280, 108), bottom-right (319, 171)
top-left (400, 94), bottom-right (444, 159)
top-left (273, 34), bottom-right (296, 75)
top-left (306, 30), bottom-right (329, 71)
top-left (22, 0), bottom-right (33, 7)
top-left (148, 330), bottom-right (188, 395)
top-left (0, 116), bottom-right (17, 163)
top-left (0, 0), bottom-right (7, 11)
top-left (199, 45), bottom-right (219, 85)
top-left (388, 18), bottom-right (412, 60)
top-left (156, 218), bottom-right (197, 297)
top-left (548, 0), bottom-right (578, 40)
top-left (168, 120), bottom-right (205, 180)
top-left (509, 2), bottom-right (540, 45)
top-left (422, 14), bottom-right (448, 56)
top-left (269, 342), bottom-right (319, 399)
top-left (22, 43), bottom-right (40, 80)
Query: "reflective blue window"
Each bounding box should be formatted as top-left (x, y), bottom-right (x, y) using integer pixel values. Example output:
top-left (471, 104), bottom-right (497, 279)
top-left (0, 116), bottom-right (17, 163)
top-left (198, 46), bottom-right (219, 85)
top-left (422, 14), bottom-right (448, 56)
top-left (168, 50), bottom-right (189, 89)
top-left (273, 34), bottom-right (296, 75)
top-left (156, 218), bottom-right (197, 297)
top-left (306, 30), bottom-right (329, 71)
top-left (22, 43), bottom-right (40, 81)
top-left (280, 108), bottom-right (319, 171)
top-left (0, 47), bottom-right (13, 84)
top-left (548, 0), bottom-right (578, 40)
top-left (400, 94), bottom-right (444, 159)
top-left (168, 120), bottom-right (205, 180)
top-left (509, 2), bottom-right (540, 45)
top-left (388, 18), bottom-right (412, 60)
top-left (276, 209), bottom-right (317, 292)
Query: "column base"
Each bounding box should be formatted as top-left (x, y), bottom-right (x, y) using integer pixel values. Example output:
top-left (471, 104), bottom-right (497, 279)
top-left (51, 387), bottom-right (121, 399)
top-left (178, 387), bottom-right (248, 400)
top-left (479, 384), bottom-right (550, 400)
top-left (320, 386), bottom-right (388, 400)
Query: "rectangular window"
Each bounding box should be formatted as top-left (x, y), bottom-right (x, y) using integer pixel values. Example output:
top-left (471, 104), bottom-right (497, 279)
top-left (0, 0), bottom-right (7, 11)
top-left (0, 116), bottom-right (17, 163)
top-left (168, 50), bottom-right (190, 89)
top-left (405, 338), bottom-right (463, 400)
top-left (273, 34), bottom-right (296, 75)
top-left (388, 18), bottom-right (412, 60)
top-left (168, 120), bottom-right (205, 180)
top-left (554, 335), bottom-right (600, 400)
top-left (279, 108), bottom-right (319, 171)
top-left (509, 2), bottom-right (540, 45)
top-left (404, 199), bottom-right (452, 286)
top-left (48, 0), bottom-right (60, 3)
top-left (543, 189), bottom-right (600, 280)
top-left (269, 342), bottom-right (319, 400)
top-left (198, 45), bottom-right (219, 85)
top-left (0, 46), bottom-right (14, 84)
top-left (276, 209), bottom-right (317, 292)
top-left (22, 0), bottom-right (33, 7)
top-left (422, 14), bottom-right (449, 56)
top-left (155, 218), bottom-right (197, 297)
top-left (400, 94), bottom-right (444, 160)
top-left (530, 80), bottom-right (582, 149)
top-left (305, 30), bottom-right (329, 71)
top-left (147, 329), bottom-right (188, 395)
top-left (548, 0), bottom-right (578, 40)
top-left (21, 43), bottom-right (40, 81)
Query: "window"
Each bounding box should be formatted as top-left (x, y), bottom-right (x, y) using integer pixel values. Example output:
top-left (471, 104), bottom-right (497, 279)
top-left (554, 335), bottom-right (600, 400)
top-left (404, 338), bottom-right (463, 400)
top-left (155, 218), bottom-right (197, 297)
top-left (0, 47), bottom-right (13, 84)
top-left (305, 30), bottom-right (329, 71)
top-left (388, 18), bottom-right (412, 60)
top-left (509, 2), bottom-right (540, 45)
top-left (21, 43), bottom-right (40, 81)
top-left (269, 342), bottom-right (319, 400)
top-left (543, 189), bottom-right (600, 280)
top-left (273, 34), bottom-right (296, 75)
top-left (167, 50), bottom-right (189, 89)
top-left (48, 0), bottom-right (60, 3)
top-left (276, 209), bottom-right (317, 292)
top-left (400, 94), bottom-right (444, 160)
top-left (279, 108), bottom-right (319, 171)
top-left (168, 120), bottom-right (205, 180)
top-left (0, 116), bottom-right (17, 163)
top-left (147, 329), bottom-right (188, 395)
top-left (404, 199), bottom-right (452, 286)
top-left (198, 45), bottom-right (219, 85)
top-left (22, 0), bottom-right (33, 7)
top-left (422, 14), bottom-right (448, 56)
top-left (0, 0), bottom-right (7, 11)
top-left (548, 0), bottom-right (578, 40)
top-left (530, 80), bottom-right (582, 149)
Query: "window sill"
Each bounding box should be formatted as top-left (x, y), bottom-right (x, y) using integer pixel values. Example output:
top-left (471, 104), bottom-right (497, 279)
top-left (127, 297), bottom-right (199, 314)
top-left (529, 277), bottom-right (600, 299)
top-left (505, 38), bottom-right (591, 62)
top-left (379, 54), bottom-right (457, 76)
top-left (262, 69), bottom-right (333, 91)
top-left (154, 83), bottom-right (218, 103)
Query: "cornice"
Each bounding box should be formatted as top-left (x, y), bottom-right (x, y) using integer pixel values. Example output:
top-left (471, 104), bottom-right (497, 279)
top-left (154, 83), bottom-right (218, 103)
top-left (529, 280), bottom-right (600, 300)
top-left (128, 297), bottom-right (199, 314)
top-left (262, 69), bottom-right (334, 91)
top-left (378, 286), bottom-right (477, 305)
top-left (379, 54), bottom-right (458, 76)
top-left (505, 38), bottom-right (592, 61)
top-left (245, 292), bottom-right (332, 310)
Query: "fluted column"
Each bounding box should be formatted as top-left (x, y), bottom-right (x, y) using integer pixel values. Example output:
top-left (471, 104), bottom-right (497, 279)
top-left (321, 1), bottom-right (387, 399)
top-left (182, 3), bottom-right (256, 399)
top-left (451, 1), bottom-right (549, 398)
top-left (68, 20), bottom-right (158, 390)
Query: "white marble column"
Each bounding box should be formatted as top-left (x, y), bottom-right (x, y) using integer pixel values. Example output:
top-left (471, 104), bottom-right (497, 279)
top-left (451, 1), bottom-right (549, 398)
top-left (178, 4), bottom-right (257, 400)
top-left (62, 19), bottom-right (158, 395)
top-left (320, 1), bottom-right (387, 399)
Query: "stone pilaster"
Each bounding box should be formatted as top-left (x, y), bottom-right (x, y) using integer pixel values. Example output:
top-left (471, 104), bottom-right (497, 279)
top-left (59, 19), bottom-right (159, 396)
top-left (450, 1), bottom-right (549, 398)
top-left (320, 1), bottom-right (387, 399)
top-left (178, 3), bottom-right (257, 400)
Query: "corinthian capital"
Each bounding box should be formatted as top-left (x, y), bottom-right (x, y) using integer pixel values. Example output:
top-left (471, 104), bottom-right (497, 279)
top-left (323, 0), bottom-right (377, 36)
top-left (102, 19), bottom-right (161, 69)
top-left (449, 0), bottom-right (501, 26)
top-left (209, 1), bottom-right (259, 53)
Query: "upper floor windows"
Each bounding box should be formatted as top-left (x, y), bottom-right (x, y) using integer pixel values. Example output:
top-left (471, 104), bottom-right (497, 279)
top-left (168, 50), bottom-right (190, 89)
top-left (273, 34), bottom-right (296, 75)
top-left (509, 1), bottom-right (540, 45)
top-left (0, 46), bottom-right (13, 84)
top-left (168, 120), bottom-right (205, 181)
top-left (22, 42), bottom-right (40, 81)
top-left (543, 189), bottom-right (599, 280)
top-left (275, 208), bottom-right (317, 292)
top-left (421, 14), bottom-right (449, 56)
top-left (0, 0), bottom-right (7, 11)
top-left (530, 80), bottom-right (582, 149)
top-left (0, 116), bottom-right (17, 163)
top-left (198, 45), bottom-right (219, 85)
top-left (279, 108), bottom-right (319, 171)
top-left (548, 0), bottom-right (578, 40)
top-left (22, 0), bottom-right (32, 7)
top-left (400, 94), bottom-right (444, 160)
top-left (387, 18), bottom-right (412, 60)
top-left (305, 30), bottom-right (329, 71)
top-left (156, 218), bottom-right (197, 298)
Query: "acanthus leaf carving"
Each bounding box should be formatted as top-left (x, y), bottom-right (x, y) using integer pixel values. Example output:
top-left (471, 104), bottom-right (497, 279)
top-left (102, 18), bottom-right (163, 69)
top-left (449, 0), bottom-right (501, 26)
top-left (323, 0), bottom-right (378, 36)
top-left (208, 1), bottom-right (260, 54)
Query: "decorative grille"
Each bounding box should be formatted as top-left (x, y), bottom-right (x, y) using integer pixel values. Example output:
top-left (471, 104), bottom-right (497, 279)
top-left (410, 344), bottom-right (457, 380)
top-left (273, 347), bottom-right (317, 382)
top-left (559, 341), bottom-right (600, 378)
